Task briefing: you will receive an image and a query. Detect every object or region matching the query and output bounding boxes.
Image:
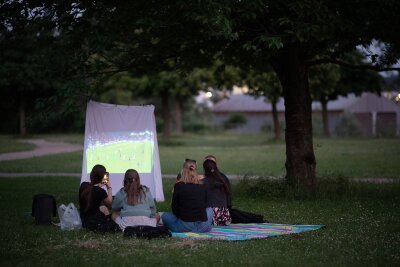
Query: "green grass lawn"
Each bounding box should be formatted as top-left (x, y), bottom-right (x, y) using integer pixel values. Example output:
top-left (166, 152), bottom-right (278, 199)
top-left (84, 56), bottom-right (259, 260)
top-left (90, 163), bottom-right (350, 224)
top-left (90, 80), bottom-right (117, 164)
top-left (32, 133), bottom-right (84, 144)
top-left (0, 134), bottom-right (399, 179)
top-left (0, 134), bottom-right (399, 266)
top-left (0, 135), bottom-right (36, 154)
top-left (0, 177), bottom-right (399, 266)
top-left (0, 134), bottom-right (83, 154)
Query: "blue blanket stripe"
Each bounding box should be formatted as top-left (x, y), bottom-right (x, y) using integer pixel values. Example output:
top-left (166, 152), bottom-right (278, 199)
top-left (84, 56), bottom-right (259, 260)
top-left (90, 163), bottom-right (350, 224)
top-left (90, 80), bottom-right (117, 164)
top-left (171, 223), bottom-right (325, 241)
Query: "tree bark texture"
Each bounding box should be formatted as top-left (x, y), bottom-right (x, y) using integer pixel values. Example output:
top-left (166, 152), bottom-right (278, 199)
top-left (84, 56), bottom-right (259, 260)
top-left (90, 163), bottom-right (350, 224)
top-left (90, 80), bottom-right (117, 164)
top-left (271, 99), bottom-right (281, 141)
top-left (321, 99), bottom-right (330, 137)
top-left (173, 97), bottom-right (183, 135)
top-left (271, 45), bottom-right (316, 190)
top-left (19, 95), bottom-right (27, 136)
top-left (161, 94), bottom-right (170, 141)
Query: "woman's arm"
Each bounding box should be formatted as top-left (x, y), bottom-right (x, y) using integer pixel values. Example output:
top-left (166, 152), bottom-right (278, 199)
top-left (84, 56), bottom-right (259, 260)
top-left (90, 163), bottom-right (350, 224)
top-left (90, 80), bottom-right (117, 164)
top-left (145, 188), bottom-right (157, 217)
top-left (171, 185), bottom-right (180, 217)
top-left (111, 189), bottom-right (123, 211)
top-left (102, 181), bottom-right (113, 208)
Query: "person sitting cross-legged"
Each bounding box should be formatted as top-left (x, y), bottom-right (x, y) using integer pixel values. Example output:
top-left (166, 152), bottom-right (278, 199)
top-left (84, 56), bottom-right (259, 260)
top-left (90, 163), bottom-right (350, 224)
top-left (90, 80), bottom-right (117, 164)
top-left (162, 159), bottom-right (212, 233)
top-left (111, 169), bottom-right (159, 232)
top-left (79, 164), bottom-right (119, 232)
top-left (202, 159), bottom-right (232, 226)
top-left (203, 155), bottom-right (231, 208)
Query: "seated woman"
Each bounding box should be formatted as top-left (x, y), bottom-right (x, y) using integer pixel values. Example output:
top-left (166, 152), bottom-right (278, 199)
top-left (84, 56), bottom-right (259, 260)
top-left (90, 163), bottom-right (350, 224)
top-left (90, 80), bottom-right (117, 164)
top-left (175, 158), bottom-right (203, 182)
top-left (161, 159), bottom-right (212, 233)
top-left (202, 159), bottom-right (232, 226)
top-left (112, 169), bottom-right (159, 231)
top-left (79, 164), bottom-right (118, 232)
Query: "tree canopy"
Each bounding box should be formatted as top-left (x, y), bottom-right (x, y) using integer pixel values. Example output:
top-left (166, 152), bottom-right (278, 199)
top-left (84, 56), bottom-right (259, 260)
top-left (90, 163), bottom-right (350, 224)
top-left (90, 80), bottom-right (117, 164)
top-left (1, 0), bottom-right (399, 189)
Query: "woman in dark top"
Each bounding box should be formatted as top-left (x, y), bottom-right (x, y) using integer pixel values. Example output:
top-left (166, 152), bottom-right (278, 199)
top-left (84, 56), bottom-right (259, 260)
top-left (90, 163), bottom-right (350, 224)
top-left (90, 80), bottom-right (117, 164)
top-left (161, 159), bottom-right (212, 232)
top-left (79, 164), bottom-right (117, 231)
top-left (202, 159), bottom-right (232, 226)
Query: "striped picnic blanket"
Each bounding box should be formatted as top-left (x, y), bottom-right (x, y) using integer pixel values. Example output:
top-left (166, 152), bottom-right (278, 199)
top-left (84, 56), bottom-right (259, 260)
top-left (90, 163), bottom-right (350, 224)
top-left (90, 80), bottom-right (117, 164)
top-left (171, 223), bottom-right (324, 241)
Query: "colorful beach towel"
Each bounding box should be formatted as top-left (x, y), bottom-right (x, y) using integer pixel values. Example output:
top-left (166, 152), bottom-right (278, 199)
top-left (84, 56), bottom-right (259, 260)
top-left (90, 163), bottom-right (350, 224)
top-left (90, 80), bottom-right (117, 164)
top-left (171, 223), bottom-right (325, 241)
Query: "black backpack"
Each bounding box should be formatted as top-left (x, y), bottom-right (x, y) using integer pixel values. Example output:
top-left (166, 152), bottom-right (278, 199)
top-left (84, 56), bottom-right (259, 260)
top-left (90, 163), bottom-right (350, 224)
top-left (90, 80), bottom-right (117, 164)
top-left (32, 194), bottom-right (57, 225)
top-left (124, 225), bottom-right (171, 239)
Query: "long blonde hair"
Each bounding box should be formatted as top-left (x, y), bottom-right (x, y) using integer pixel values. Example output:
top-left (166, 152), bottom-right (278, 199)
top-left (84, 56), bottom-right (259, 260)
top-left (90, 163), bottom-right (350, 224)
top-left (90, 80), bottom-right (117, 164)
top-left (180, 159), bottom-right (201, 184)
top-left (124, 169), bottom-right (145, 205)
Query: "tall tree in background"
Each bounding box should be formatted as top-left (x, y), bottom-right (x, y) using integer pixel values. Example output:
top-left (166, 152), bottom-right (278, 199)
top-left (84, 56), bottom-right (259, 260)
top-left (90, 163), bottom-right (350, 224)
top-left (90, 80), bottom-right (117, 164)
top-left (0, 1), bottom-right (57, 135)
top-left (309, 51), bottom-right (385, 137)
top-left (1, 1), bottom-right (399, 191)
top-left (0, 1), bottom-right (97, 134)
top-left (60, 2), bottom-right (226, 140)
top-left (171, 61), bottom-right (242, 135)
top-left (309, 64), bottom-right (341, 137)
top-left (337, 52), bottom-right (385, 96)
top-left (214, 0), bottom-right (400, 190)
top-left (245, 70), bottom-right (283, 141)
top-left (173, 67), bottom-right (215, 135)
top-left (383, 73), bottom-right (400, 93)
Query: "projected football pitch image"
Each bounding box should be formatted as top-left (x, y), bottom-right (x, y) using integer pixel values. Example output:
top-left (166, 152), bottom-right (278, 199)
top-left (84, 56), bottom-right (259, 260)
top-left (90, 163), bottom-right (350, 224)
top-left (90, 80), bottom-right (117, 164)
top-left (86, 140), bottom-right (154, 174)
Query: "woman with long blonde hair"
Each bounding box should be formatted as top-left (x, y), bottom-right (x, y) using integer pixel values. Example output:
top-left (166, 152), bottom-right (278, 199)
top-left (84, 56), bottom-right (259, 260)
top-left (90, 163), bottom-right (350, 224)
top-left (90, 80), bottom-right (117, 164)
top-left (180, 159), bottom-right (202, 184)
top-left (112, 169), bottom-right (159, 231)
top-left (161, 159), bottom-right (212, 233)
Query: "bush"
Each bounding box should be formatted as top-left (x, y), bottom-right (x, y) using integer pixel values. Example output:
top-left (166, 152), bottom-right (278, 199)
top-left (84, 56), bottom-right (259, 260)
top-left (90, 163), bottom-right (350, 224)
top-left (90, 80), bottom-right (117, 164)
top-left (235, 176), bottom-right (287, 199)
top-left (376, 120), bottom-right (396, 137)
top-left (223, 113), bottom-right (247, 129)
top-left (234, 175), bottom-right (369, 200)
top-left (26, 110), bottom-right (85, 133)
top-left (333, 112), bottom-right (363, 137)
top-left (261, 123), bottom-right (272, 132)
top-left (182, 121), bottom-right (212, 133)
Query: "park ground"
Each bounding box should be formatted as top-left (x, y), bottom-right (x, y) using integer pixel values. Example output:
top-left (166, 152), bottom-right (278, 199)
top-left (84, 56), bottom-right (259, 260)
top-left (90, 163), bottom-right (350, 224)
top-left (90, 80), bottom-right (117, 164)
top-left (0, 133), bottom-right (399, 266)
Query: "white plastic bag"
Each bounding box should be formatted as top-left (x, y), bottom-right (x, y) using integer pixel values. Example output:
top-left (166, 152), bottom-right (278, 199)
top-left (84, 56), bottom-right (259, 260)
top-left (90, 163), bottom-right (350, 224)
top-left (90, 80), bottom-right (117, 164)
top-left (58, 203), bottom-right (82, 230)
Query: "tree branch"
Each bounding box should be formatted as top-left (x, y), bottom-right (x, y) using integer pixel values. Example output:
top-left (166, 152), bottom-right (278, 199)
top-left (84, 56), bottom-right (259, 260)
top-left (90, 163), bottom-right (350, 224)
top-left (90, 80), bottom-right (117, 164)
top-left (307, 58), bottom-right (400, 72)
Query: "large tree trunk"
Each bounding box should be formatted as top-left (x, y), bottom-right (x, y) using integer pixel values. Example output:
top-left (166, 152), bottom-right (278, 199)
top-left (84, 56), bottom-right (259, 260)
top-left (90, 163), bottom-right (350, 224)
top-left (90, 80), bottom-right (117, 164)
top-left (174, 97), bottom-right (183, 135)
top-left (271, 99), bottom-right (281, 141)
top-left (19, 95), bottom-right (27, 136)
top-left (161, 94), bottom-right (170, 141)
top-left (271, 45), bottom-right (316, 190)
top-left (320, 98), bottom-right (330, 137)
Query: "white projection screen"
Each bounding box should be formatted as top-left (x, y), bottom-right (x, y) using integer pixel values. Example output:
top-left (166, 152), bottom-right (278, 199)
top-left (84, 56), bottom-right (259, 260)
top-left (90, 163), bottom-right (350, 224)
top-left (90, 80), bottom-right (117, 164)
top-left (80, 101), bottom-right (164, 201)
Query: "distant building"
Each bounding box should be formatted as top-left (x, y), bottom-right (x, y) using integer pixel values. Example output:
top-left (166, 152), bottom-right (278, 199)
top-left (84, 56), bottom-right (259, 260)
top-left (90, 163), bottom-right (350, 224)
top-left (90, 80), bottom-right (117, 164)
top-left (211, 94), bottom-right (285, 133)
top-left (211, 93), bottom-right (400, 136)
